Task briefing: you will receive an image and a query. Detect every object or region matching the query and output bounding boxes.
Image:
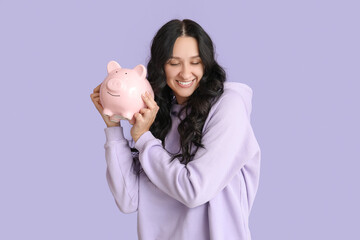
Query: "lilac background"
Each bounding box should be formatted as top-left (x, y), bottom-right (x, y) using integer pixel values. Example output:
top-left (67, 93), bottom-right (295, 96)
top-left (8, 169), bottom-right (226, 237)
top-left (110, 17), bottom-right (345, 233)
top-left (0, 0), bottom-right (359, 239)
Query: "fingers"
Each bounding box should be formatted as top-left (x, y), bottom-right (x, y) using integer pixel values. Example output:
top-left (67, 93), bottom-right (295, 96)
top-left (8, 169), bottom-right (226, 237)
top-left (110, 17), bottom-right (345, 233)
top-left (140, 92), bottom-right (159, 121)
top-left (90, 92), bottom-right (103, 113)
top-left (90, 92), bottom-right (100, 104)
top-left (133, 112), bottom-right (143, 123)
top-left (90, 92), bottom-right (99, 98)
top-left (90, 92), bottom-right (102, 106)
top-left (132, 93), bottom-right (159, 139)
top-left (139, 108), bottom-right (151, 115)
top-left (93, 83), bottom-right (102, 93)
top-left (142, 91), bottom-right (159, 111)
top-left (90, 83), bottom-right (102, 113)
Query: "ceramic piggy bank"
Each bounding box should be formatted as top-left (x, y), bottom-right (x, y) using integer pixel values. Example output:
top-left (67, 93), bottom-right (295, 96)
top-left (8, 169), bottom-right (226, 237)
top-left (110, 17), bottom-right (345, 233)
top-left (99, 60), bottom-right (154, 124)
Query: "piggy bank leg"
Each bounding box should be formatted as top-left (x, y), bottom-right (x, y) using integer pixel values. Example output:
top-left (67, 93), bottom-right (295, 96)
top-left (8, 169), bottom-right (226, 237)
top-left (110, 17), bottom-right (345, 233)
top-left (103, 108), bottom-right (112, 117)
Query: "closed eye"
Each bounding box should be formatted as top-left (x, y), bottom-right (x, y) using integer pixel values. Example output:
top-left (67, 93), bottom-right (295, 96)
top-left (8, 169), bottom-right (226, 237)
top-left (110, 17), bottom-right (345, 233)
top-left (170, 62), bottom-right (200, 66)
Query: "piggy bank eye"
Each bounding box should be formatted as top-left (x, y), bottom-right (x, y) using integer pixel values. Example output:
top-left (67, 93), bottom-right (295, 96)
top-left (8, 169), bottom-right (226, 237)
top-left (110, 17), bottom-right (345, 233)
top-left (116, 71), bottom-right (118, 73)
top-left (125, 73), bottom-right (127, 74)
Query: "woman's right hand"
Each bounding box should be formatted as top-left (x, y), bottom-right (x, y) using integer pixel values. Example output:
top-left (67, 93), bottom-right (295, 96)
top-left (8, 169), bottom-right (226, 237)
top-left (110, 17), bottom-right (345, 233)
top-left (90, 83), bottom-right (120, 128)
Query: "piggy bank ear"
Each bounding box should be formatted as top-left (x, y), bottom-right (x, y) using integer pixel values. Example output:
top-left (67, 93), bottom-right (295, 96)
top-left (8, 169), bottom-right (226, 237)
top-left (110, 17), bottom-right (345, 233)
top-left (133, 64), bottom-right (147, 79)
top-left (107, 61), bottom-right (121, 73)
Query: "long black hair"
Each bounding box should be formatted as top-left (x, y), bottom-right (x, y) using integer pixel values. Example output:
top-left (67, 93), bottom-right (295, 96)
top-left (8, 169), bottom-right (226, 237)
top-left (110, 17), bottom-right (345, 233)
top-left (131, 19), bottom-right (226, 172)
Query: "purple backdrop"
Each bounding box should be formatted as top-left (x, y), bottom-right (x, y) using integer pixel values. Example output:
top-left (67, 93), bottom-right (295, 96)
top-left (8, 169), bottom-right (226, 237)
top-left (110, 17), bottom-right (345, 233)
top-left (1, 0), bottom-right (359, 239)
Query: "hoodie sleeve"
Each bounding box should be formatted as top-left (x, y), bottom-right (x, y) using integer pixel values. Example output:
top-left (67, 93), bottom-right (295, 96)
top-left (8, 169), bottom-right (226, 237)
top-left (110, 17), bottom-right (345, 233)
top-left (104, 126), bottom-right (139, 213)
top-left (134, 88), bottom-right (261, 208)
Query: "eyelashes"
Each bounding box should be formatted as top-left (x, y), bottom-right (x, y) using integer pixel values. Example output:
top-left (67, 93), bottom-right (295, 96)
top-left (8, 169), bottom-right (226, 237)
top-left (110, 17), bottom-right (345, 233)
top-left (169, 62), bottom-right (201, 66)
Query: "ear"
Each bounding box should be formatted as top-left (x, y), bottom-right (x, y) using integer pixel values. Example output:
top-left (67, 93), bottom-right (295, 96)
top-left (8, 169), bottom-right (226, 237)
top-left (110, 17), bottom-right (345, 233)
top-left (133, 64), bottom-right (147, 79)
top-left (107, 61), bottom-right (121, 73)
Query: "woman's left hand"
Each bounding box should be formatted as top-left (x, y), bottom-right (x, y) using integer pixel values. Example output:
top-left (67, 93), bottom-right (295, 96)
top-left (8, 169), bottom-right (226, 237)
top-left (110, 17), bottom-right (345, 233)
top-left (130, 91), bottom-right (159, 143)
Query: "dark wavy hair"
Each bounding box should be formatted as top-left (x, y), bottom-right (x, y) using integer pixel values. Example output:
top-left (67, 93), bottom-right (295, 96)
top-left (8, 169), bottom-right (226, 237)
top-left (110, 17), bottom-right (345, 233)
top-left (131, 19), bottom-right (226, 173)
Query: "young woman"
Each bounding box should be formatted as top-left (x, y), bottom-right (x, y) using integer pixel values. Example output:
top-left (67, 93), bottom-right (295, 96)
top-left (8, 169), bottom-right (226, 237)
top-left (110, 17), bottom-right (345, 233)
top-left (91, 19), bottom-right (261, 240)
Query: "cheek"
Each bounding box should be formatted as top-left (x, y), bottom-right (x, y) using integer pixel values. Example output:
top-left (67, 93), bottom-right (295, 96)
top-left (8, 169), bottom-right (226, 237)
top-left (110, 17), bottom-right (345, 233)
top-left (195, 68), bottom-right (204, 78)
top-left (165, 68), bottom-right (179, 79)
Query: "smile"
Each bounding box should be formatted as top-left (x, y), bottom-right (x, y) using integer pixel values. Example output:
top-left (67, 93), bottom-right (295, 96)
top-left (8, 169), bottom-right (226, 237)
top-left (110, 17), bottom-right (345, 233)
top-left (107, 91), bottom-right (120, 97)
top-left (176, 78), bottom-right (196, 88)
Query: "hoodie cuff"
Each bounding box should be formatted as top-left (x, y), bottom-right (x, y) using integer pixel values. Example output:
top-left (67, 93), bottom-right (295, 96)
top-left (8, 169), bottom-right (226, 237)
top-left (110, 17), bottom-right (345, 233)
top-left (104, 126), bottom-right (125, 141)
top-left (134, 131), bottom-right (157, 152)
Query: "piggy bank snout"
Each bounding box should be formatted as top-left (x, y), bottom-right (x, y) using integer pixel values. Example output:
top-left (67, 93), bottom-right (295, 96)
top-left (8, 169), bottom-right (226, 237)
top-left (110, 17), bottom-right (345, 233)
top-left (106, 78), bottom-right (122, 92)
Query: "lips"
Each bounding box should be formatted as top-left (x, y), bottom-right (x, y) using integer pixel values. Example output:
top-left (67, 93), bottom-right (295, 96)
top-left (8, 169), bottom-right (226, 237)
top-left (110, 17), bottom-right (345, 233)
top-left (176, 78), bottom-right (196, 88)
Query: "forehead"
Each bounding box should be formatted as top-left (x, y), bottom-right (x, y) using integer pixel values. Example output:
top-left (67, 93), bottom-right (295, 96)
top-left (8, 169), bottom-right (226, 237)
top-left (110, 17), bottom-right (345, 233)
top-left (171, 36), bottom-right (200, 59)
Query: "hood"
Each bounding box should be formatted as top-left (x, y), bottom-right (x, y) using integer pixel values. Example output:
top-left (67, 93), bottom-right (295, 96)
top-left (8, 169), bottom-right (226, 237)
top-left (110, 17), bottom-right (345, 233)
top-left (223, 81), bottom-right (253, 119)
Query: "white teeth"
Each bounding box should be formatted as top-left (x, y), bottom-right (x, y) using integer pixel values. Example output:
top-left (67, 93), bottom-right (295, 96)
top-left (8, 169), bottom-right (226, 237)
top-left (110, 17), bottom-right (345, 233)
top-left (178, 81), bottom-right (192, 85)
top-left (177, 79), bottom-right (195, 85)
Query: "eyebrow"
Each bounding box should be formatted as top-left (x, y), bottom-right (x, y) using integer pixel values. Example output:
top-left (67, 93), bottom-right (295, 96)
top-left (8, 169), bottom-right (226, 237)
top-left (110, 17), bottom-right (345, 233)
top-left (170, 55), bottom-right (200, 59)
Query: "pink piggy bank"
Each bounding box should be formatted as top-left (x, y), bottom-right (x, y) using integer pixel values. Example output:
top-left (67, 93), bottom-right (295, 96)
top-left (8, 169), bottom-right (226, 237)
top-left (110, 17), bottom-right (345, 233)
top-left (99, 60), bottom-right (154, 124)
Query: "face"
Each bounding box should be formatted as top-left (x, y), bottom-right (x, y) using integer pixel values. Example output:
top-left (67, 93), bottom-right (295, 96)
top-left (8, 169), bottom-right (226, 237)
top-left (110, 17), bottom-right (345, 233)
top-left (164, 36), bottom-right (204, 105)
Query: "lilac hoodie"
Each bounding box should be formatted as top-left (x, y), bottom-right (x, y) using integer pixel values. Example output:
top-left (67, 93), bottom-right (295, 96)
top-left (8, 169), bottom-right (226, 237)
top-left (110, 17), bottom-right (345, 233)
top-left (104, 82), bottom-right (261, 240)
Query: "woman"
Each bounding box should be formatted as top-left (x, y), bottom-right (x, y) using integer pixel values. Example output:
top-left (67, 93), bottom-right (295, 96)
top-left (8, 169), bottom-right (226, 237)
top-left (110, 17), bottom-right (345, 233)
top-left (90, 19), bottom-right (261, 240)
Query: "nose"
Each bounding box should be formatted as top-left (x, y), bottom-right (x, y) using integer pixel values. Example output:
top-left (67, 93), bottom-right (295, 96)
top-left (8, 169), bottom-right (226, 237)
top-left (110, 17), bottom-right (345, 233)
top-left (179, 64), bottom-right (193, 80)
top-left (107, 78), bottom-right (122, 92)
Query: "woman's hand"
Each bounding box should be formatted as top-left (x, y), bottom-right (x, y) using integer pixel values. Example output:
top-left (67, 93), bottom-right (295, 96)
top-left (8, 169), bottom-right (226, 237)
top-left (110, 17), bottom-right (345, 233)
top-left (131, 91), bottom-right (159, 143)
top-left (90, 83), bottom-right (120, 128)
